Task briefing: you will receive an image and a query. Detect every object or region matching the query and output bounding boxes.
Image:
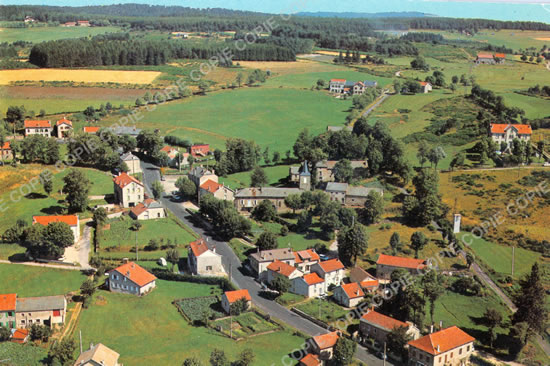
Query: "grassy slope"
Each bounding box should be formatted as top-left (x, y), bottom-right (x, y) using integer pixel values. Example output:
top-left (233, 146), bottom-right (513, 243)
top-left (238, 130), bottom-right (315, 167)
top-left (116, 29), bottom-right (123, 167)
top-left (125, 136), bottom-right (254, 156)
top-left (76, 280), bottom-right (306, 365)
top-left (219, 164), bottom-right (291, 189)
top-left (0, 342), bottom-right (47, 366)
top-left (0, 25), bottom-right (123, 43)
top-left (0, 263), bottom-right (85, 297)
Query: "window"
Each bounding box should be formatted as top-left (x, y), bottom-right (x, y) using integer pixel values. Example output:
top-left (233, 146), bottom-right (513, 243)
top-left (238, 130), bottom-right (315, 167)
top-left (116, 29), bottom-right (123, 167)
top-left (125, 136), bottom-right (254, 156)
top-left (459, 348), bottom-right (462, 355)
top-left (439, 357), bottom-right (441, 363)
top-left (451, 352), bottom-right (453, 358)
top-left (467, 345), bottom-right (470, 351)
top-left (206, 266), bottom-right (212, 271)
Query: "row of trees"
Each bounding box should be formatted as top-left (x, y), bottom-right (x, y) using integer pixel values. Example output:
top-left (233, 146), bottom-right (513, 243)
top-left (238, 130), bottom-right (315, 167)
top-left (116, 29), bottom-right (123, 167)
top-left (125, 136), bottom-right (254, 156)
top-left (199, 194), bottom-right (251, 239)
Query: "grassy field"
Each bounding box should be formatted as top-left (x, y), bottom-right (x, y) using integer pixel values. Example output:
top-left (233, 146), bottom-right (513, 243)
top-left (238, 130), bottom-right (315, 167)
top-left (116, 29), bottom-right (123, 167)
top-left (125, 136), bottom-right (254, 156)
top-left (0, 342), bottom-right (47, 366)
top-left (294, 297), bottom-right (349, 325)
top-left (219, 164), bottom-right (291, 189)
top-left (75, 280), bottom-right (306, 365)
top-left (102, 87), bottom-right (353, 153)
top-left (0, 69), bottom-right (162, 85)
top-left (0, 263), bottom-right (85, 297)
top-left (0, 25), bottom-right (123, 43)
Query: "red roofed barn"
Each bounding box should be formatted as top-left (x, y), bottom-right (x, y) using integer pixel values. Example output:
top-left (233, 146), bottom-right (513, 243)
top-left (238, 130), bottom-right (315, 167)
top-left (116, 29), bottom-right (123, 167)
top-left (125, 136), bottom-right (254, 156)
top-left (376, 254), bottom-right (427, 280)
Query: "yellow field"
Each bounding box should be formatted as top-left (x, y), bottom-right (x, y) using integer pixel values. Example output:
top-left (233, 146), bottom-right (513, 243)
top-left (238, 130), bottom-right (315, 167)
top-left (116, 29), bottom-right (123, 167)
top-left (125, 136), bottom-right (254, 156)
top-left (535, 37), bottom-right (550, 41)
top-left (237, 59), bottom-right (345, 75)
top-left (0, 69), bottom-right (161, 85)
top-left (315, 50), bottom-right (340, 56)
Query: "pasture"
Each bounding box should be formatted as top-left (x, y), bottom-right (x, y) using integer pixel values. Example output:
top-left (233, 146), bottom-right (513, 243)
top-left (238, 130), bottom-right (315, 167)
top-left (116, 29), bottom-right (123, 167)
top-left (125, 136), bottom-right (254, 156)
top-left (76, 280), bottom-right (306, 365)
top-left (0, 342), bottom-right (47, 366)
top-left (0, 25), bottom-right (123, 43)
top-left (219, 164), bottom-right (291, 189)
top-left (0, 69), bottom-right (161, 85)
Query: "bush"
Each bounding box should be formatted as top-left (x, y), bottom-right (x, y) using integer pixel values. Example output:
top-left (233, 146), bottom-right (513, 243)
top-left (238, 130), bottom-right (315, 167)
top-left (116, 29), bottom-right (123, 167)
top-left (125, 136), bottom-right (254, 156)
top-left (150, 268), bottom-right (236, 291)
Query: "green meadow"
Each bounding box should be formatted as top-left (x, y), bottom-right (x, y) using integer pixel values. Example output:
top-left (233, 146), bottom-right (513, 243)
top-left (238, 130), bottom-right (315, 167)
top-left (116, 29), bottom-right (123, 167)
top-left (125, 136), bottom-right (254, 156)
top-left (219, 164), bottom-right (291, 189)
top-left (0, 25), bottom-right (123, 43)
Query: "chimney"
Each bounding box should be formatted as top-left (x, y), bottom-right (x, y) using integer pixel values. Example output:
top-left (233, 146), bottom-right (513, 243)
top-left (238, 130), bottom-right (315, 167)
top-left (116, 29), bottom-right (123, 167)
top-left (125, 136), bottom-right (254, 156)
top-left (122, 258), bottom-right (129, 264)
top-left (90, 342), bottom-right (94, 349)
top-left (430, 324), bottom-right (434, 334)
top-left (439, 320), bottom-right (443, 330)
top-left (212, 246), bottom-right (216, 253)
top-left (437, 345), bottom-right (440, 353)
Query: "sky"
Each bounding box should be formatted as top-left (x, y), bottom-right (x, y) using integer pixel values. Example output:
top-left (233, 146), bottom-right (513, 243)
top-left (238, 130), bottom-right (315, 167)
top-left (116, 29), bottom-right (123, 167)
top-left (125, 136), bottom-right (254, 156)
top-left (3, 0), bottom-right (550, 23)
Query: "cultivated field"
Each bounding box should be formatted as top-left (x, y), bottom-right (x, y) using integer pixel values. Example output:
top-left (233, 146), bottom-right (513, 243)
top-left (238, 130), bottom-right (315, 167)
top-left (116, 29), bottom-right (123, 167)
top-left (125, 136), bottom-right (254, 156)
top-left (0, 25), bottom-right (123, 43)
top-left (0, 69), bottom-right (161, 85)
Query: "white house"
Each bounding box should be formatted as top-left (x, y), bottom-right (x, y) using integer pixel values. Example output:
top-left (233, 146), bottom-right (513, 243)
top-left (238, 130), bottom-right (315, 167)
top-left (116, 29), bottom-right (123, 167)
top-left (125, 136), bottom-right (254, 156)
top-left (121, 152), bottom-right (142, 175)
top-left (333, 282), bottom-right (365, 308)
top-left (24, 120), bottom-right (52, 137)
top-left (408, 326), bottom-right (475, 366)
top-left (108, 261), bottom-right (157, 296)
top-left (419, 81), bottom-right (432, 93)
top-left (187, 238), bottom-right (224, 276)
top-left (221, 289), bottom-right (251, 314)
top-left (32, 215), bottom-right (80, 243)
top-left (490, 123), bottom-right (532, 151)
top-left (55, 117), bottom-right (73, 139)
top-left (74, 343), bottom-right (121, 366)
top-left (311, 259), bottom-right (345, 291)
top-left (292, 272), bottom-right (325, 298)
top-left (113, 172), bottom-right (144, 208)
top-left (266, 260), bottom-right (303, 285)
top-left (129, 198), bottom-right (165, 220)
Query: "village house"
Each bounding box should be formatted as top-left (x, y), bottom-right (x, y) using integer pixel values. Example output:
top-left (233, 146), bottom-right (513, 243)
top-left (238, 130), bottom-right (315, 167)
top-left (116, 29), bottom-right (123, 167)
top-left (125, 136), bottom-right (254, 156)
top-left (160, 146), bottom-right (180, 167)
top-left (24, 120), bottom-right (52, 137)
top-left (329, 79), bottom-right (378, 95)
top-left (120, 152), bottom-right (141, 175)
top-left (190, 144), bottom-right (210, 157)
top-left (77, 20), bottom-right (91, 26)
top-left (188, 166), bottom-right (218, 188)
top-left (15, 295), bottom-right (66, 328)
top-left (199, 179), bottom-right (234, 203)
top-left (311, 259), bottom-right (345, 291)
top-left (288, 161), bottom-right (312, 190)
top-left (490, 123), bottom-right (532, 151)
top-left (113, 172), bottom-right (144, 208)
top-left (419, 81), bottom-right (433, 93)
top-left (74, 343), bottom-right (121, 366)
top-left (349, 267), bottom-right (380, 293)
top-left (187, 238), bottom-right (224, 276)
top-left (1, 141), bottom-right (13, 161)
top-left (32, 215), bottom-right (80, 243)
top-left (293, 249), bottom-right (320, 274)
top-left (55, 117), bottom-right (73, 139)
top-left (108, 261), bottom-right (157, 296)
top-left (333, 282), bottom-right (365, 308)
top-left (248, 248), bottom-right (295, 280)
top-left (221, 289), bottom-right (251, 314)
top-left (129, 198), bottom-right (165, 220)
top-left (24, 16), bottom-right (35, 23)
top-left (360, 309), bottom-right (420, 346)
top-left (315, 160), bottom-right (369, 183)
top-left (475, 52), bottom-right (506, 65)
top-left (310, 331), bottom-right (340, 361)
top-left (0, 293), bottom-right (16, 329)
top-left (325, 182), bottom-right (384, 207)
top-left (299, 353), bottom-right (322, 366)
top-left (10, 328), bottom-right (29, 344)
top-left (234, 187), bottom-right (303, 213)
top-left (376, 254), bottom-right (427, 280)
top-left (63, 21), bottom-right (76, 26)
top-left (292, 273), bottom-right (325, 298)
top-left (266, 260), bottom-right (303, 285)
top-left (83, 126), bottom-right (100, 134)
top-left (408, 326), bottom-right (475, 366)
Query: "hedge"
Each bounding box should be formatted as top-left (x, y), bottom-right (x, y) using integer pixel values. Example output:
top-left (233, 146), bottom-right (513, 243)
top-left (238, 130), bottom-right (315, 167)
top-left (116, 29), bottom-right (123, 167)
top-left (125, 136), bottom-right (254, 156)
top-left (150, 268), bottom-right (237, 291)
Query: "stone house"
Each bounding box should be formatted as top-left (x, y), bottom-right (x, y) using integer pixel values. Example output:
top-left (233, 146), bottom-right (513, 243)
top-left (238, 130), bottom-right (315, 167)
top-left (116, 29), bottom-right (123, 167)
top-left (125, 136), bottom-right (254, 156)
top-left (187, 238), bottom-right (224, 276)
top-left (199, 179), bottom-right (234, 204)
top-left (248, 248), bottom-right (295, 280)
top-left (310, 331), bottom-right (340, 361)
top-left (349, 266), bottom-right (380, 293)
top-left (188, 166), bottom-right (218, 189)
top-left (333, 282), bottom-right (365, 308)
top-left (129, 198), bottom-right (165, 220)
top-left (15, 295), bottom-right (66, 328)
top-left (325, 182), bottom-right (384, 207)
top-left (24, 120), bottom-right (52, 137)
top-left (32, 215), bottom-right (80, 243)
top-left (408, 326), bottom-right (475, 366)
top-left (292, 273), bottom-right (325, 298)
top-left (266, 260), bottom-right (303, 285)
top-left (221, 289), bottom-right (251, 314)
top-left (315, 160), bottom-right (369, 183)
top-left (234, 187), bottom-right (303, 213)
top-left (293, 249), bottom-right (320, 274)
top-left (0, 293), bottom-right (16, 329)
top-left (120, 152), bottom-right (141, 175)
top-left (376, 254), bottom-right (427, 280)
top-left (108, 261), bottom-right (157, 296)
top-left (113, 172), bottom-right (144, 208)
top-left (360, 309), bottom-right (420, 346)
top-left (56, 117), bottom-right (73, 139)
top-left (311, 259), bottom-right (345, 291)
top-left (74, 343), bottom-right (121, 366)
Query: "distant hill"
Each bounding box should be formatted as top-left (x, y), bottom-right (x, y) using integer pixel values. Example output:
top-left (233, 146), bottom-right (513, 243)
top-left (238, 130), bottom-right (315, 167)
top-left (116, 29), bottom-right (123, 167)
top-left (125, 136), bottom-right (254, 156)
top-left (296, 11), bottom-right (434, 19)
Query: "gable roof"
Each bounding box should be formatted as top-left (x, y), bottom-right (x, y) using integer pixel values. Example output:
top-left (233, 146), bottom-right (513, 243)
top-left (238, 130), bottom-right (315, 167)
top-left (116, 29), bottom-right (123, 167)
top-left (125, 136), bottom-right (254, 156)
top-left (377, 254), bottom-right (427, 270)
top-left (294, 249), bottom-right (320, 264)
top-left (83, 126), bottom-right (100, 134)
top-left (113, 172), bottom-right (143, 189)
top-left (74, 343), bottom-right (120, 366)
top-left (224, 289), bottom-right (251, 303)
top-left (33, 215), bottom-right (78, 227)
top-left (16, 295), bottom-right (65, 312)
top-left (360, 279), bottom-right (379, 289)
top-left (301, 272), bottom-right (324, 286)
top-left (11, 328), bottom-right (29, 343)
top-left (130, 198), bottom-right (162, 217)
top-left (325, 182), bottom-right (348, 192)
top-left (112, 262), bottom-right (156, 287)
top-left (189, 238), bottom-right (210, 258)
top-left (349, 266), bottom-right (373, 283)
top-left (339, 282), bottom-right (364, 299)
top-left (300, 353), bottom-right (321, 366)
top-left (312, 331), bottom-right (339, 350)
top-left (361, 310), bottom-right (408, 331)
top-left (490, 123), bottom-right (532, 135)
top-left (56, 117), bottom-right (72, 126)
top-left (419, 81), bottom-right (431, 86)
top-left (0, 293), bottom-right (16, 311)
top-left (120, 152), bottom-right (139, 161)
top-left (408, 326), bottom-right (475, 355)
top-left (235, 187), bottom-right (302, 199)
top-left (249, 248), bottom-right (295, 263)
top-left (477, 52), bottom-right (494, 59)
top-left (494, 53), bottom-right (506, 59)
top-left (330, 79), bottom-right (346, 83)
top-left (1, 141), bottom-right (10, 150)
top-left (317, 259), bottom-right (345, 273)
top-left (267, 260), bottom-right (299, 278)
top-left (24, 120), bottom-right (51, 129)
top-left (200, 179), bottom-right (223, 193)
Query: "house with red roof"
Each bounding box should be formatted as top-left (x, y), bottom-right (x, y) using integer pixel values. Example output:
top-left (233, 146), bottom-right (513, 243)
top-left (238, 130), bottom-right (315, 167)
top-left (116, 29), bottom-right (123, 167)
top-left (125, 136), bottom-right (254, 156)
top-left (490, 123), bottom-right (532, 151)
top-left (113, 172), bottom-right (144, 208)
top-left (266, 260), bottom-right (303, 285)
top-left (311, 259), bottom-right (345, 290)
top-left (32, 215), bottom-right (80, 243)
top-left (190, 144), bottom-right (210, 157)
top-left (293, 249), bottom-right (320, 274)
top-left (24, 120), bottom-right (52, 137)
top-left (360, 309), bottom-right (420, 346)
top-left (187, 238), bottom-right (223, 276)
top-left (248, 248), bottom-right (296, 280)
top-left (310, 331), bottom-right (340, 360)
top-left (0, 293), bottom-right (16, 329)
top-left (129, 198), bottom-right (165, 220)
top-left (419, 81), bottom-right (432, 93)
top-left (10, 328), bottom-right (29, 344)
top-left (77, 20), bottom-right (90, 26)
top-left (292, 272), bottom-right (325, 298)
top-left (349, 266), bottom-right (379, 293)
top-left (55, 117), bottom-right (72, 139)
top-left (1, 141), bottom-right (13, 161)
top-left (476, 52), bottom-right (506, 65)
top-left (199, 179), bottom-right (234, 203)
top-left (108, 260), bottom-right (156, 296)
top-left (333, 282), bottom-right (365, 308)
top-left (408, 326), bottom-right (475, 366)
top-left (63, 21), bottom-right (76, 27)
top-left (376, 254), bottom-right (427, 280)
top-left (299, 353), bottom-right (321, 366)
top-left (83, 126), bottom-right (100, 134)
top-left (221, 289), bottom-right (251, 314)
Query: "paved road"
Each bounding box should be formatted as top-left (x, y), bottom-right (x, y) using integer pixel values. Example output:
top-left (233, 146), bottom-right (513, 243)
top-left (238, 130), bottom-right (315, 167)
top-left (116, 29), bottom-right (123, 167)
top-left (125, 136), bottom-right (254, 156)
top-left (141, 160), bottom-right (392, 366)
top-left (361, 93), bottom-right (389, 118)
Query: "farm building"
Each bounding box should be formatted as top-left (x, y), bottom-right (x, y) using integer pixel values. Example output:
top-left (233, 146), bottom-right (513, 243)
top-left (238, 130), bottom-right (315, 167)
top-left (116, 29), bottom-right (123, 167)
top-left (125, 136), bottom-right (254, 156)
top-left (376, 254), bottom-right (427, 280)
top-left (475, 52), bottom-right (506, 64)
top-left (234, 187), bottom-right (303, 213)
top-left (360, 309), bottom-right (420, 345)
top-left (325, 182), bottom-right (383, 207)
top-left (15, 295), bottom-right (67, 328)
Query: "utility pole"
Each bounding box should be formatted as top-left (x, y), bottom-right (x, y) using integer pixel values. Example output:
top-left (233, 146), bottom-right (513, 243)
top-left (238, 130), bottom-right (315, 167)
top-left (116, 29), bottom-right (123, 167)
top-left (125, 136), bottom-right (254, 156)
top-left (383, 342), bottom-right (387, 366)
top-left (135, 230), bottom-right (139, 261)
top-left (79, 330), bottom-right (83, 354)
top-left (512, 246), bottom-right (515, 278)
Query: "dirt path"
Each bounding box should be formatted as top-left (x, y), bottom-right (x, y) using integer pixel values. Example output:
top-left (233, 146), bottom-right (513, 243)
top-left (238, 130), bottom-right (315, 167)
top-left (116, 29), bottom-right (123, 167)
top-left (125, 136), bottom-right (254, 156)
top-left (64, 225), bottom-right (92, 269)
top-left (59, 302), bottom-right (82, 340)
top-left (0, 259), bottom-right (80, 270)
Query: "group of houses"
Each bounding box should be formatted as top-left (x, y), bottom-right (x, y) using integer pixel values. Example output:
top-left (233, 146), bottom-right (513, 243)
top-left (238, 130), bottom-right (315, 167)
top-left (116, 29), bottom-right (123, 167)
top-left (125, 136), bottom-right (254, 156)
top-left (24, 117), bottom-right (73, 139)
top-left (0, 293), bottom-right (66, 330)
top-left (329, 79), bottom-right (378, 95)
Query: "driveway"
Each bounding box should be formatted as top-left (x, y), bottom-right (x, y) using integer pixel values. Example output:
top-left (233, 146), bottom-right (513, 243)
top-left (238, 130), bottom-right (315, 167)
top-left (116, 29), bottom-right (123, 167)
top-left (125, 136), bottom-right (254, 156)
top-left (64, 224), bottom-right (92, 269)
top-left (140, 160), bottom-right (392, 365)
